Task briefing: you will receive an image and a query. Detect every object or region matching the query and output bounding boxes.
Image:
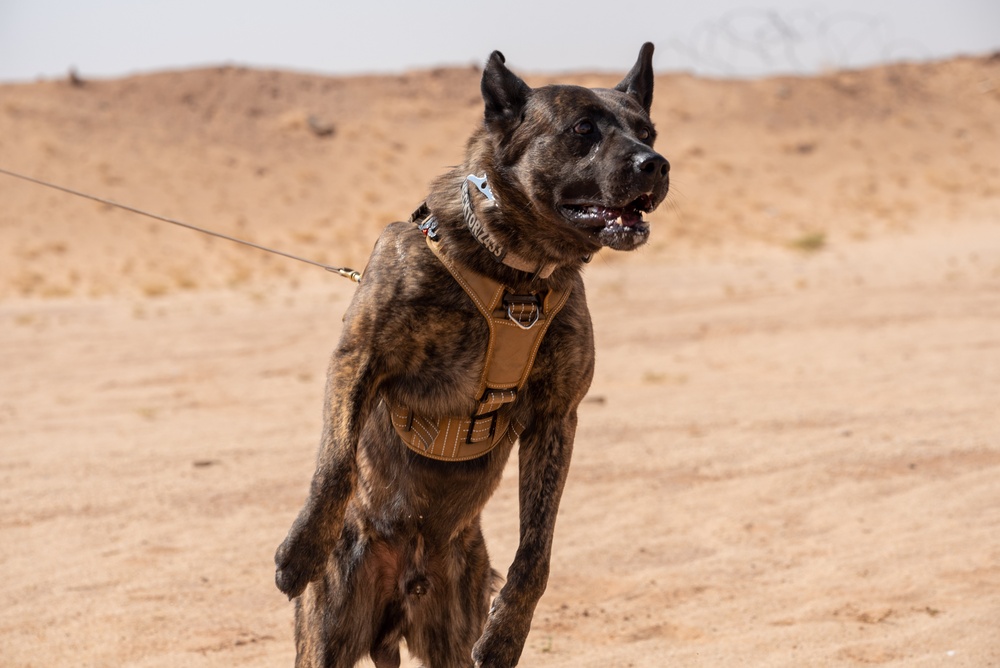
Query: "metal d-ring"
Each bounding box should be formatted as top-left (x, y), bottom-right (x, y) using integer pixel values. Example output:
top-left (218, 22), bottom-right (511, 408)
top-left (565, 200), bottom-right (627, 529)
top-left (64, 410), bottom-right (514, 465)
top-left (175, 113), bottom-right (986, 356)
top-left (507, 301), bottom-right (540, 330)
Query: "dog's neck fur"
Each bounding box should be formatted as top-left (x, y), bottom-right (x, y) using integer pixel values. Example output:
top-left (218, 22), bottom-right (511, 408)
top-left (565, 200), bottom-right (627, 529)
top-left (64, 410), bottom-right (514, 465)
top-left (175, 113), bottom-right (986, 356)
top-left (426, 136), bottom-right (591, 294)
top-left (460, 178), bottom-right (562, 280)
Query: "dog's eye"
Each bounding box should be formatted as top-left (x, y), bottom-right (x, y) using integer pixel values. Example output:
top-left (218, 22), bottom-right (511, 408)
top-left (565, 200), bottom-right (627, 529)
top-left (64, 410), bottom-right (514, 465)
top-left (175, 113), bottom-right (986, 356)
top-left (637, 127), bottom-right (651, 141)
top-left (573, 120), bottom-right (594, 135)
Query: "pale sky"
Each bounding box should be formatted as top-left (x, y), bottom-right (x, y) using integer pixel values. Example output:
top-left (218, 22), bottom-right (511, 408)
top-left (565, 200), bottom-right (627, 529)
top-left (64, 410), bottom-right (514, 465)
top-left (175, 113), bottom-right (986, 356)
top-left (1, 1), bottom-right (999, 83)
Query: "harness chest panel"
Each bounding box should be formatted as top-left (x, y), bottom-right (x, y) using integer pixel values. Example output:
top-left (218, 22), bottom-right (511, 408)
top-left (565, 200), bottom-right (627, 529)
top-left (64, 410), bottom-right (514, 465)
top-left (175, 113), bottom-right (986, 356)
top-left (388, 235), bottom-right (571, 461)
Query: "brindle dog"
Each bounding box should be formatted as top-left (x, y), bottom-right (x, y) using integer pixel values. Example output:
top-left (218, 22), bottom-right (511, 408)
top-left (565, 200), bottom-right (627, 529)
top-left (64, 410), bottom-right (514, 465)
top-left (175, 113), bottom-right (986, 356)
top-left (275, 43), bottom-right (670, 667)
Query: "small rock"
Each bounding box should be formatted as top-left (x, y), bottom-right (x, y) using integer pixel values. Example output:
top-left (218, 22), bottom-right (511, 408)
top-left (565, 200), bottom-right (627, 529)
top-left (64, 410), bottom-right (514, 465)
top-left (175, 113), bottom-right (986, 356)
top-left (307, 115), bottom-right (335, 138)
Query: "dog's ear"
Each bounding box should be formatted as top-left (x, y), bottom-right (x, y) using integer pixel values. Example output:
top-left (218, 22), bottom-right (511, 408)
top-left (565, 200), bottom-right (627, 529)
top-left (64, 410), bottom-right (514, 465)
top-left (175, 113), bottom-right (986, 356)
top-left (481, 50), bottom-right (531, 129)
top-left (614, 42), bottom-right (655, 114)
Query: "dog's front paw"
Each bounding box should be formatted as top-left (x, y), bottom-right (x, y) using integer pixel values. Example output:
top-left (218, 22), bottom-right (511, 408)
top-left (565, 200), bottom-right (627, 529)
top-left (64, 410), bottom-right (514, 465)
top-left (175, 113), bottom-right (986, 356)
top-left (472, 631), bottom-right (524, 668)
top-left (274, 525), bottom-right (326, 599)
top-left (472, 599), bottom-right (531, 668)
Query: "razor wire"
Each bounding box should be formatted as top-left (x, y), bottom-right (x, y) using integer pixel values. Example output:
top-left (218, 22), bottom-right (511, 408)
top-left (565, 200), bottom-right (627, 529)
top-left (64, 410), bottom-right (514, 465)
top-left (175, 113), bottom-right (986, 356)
top-left (658, 8), bottom-right (931, 78)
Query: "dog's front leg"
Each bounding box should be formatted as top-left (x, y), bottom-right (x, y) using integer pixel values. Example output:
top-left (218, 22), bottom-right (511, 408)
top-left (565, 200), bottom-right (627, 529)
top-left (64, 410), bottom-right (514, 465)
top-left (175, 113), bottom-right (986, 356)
top-left (274, 339), bottom-right (381, 600)
top-left (473, 412), bottom-right (577, 668)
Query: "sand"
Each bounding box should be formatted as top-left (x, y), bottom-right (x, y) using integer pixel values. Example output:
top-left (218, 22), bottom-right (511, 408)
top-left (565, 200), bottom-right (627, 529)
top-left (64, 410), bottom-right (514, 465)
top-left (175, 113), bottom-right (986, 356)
top-left (1, 54), bottom-right (999, 666)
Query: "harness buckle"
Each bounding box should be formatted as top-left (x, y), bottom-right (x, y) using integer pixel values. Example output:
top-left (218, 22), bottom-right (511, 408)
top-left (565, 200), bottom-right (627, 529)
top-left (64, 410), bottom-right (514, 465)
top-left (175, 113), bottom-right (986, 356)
top-left (466, 409), bottom-right (499, 444)
top-left (417, 215), bottom-right (439, 240)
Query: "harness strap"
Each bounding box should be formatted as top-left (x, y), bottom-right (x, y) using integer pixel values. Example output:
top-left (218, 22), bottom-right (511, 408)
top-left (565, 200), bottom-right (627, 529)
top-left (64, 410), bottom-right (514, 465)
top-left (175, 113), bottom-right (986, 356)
top-left (388, 227), bottom-right (572, 461)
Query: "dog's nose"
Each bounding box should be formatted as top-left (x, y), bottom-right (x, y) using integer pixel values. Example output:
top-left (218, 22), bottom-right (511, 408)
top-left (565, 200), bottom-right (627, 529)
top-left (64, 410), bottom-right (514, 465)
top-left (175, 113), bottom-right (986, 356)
top-left (635, 152), bottom-right (670, 179)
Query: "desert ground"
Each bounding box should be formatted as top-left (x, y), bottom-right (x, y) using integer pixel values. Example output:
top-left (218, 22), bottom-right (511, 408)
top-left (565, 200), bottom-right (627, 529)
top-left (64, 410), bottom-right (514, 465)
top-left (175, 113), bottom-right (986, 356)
top-left (1, 53), bottom-right (999, 666)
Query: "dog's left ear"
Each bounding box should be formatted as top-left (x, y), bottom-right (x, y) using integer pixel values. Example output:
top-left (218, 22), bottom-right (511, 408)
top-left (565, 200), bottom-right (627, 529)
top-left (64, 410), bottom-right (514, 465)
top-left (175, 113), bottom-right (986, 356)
top-left (615, 42), bottom-right (655, 114)
top-left (481, 50), bottom-right (531, 129)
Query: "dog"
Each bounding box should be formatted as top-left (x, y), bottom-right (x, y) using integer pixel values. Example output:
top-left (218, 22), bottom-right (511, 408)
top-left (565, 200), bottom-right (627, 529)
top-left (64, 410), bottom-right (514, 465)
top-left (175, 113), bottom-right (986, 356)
top-left (274, 43), bottom-right (670, 667)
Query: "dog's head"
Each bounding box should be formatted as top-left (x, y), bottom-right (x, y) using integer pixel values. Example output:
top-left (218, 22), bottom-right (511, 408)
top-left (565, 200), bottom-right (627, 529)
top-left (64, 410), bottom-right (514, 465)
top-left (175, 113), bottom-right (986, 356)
top-left (478, 43), bottom-right (669, 256)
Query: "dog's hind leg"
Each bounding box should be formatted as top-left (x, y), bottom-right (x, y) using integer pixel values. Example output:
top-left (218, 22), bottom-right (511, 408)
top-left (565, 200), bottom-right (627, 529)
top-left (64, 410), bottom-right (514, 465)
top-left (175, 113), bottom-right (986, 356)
top-left (293, 524), bottom-right (405, 668)
top-left (370, 583), bottom-right (406, 668)
top-left (370, 612), bottom-right (404, 668)
top-left (370, 643), bottom-right (402, 668)
top-left (404, 521), bottom-right (496, 668)
top-left (294, 575), bottom-right (372, 668)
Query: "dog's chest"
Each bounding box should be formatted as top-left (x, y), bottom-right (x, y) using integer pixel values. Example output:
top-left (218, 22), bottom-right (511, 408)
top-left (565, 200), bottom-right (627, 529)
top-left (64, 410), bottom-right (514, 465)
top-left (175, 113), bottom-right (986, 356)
top-left (381, 251), bottom-right (575, 460)
top-left (383, 301), bottom-right (492, 417)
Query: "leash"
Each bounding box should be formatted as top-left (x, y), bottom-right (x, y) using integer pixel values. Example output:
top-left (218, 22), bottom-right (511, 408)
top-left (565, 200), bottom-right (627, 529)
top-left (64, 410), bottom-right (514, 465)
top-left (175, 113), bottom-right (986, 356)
top-left (0, 166), bottom-right (363, 283)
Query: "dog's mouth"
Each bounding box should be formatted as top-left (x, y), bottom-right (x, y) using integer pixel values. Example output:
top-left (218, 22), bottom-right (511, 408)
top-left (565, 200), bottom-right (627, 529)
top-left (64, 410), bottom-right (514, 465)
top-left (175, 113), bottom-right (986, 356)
top-left (561, 194), bottom-right (653, 229)
top-left (560, 194), bottom-right (653, 249)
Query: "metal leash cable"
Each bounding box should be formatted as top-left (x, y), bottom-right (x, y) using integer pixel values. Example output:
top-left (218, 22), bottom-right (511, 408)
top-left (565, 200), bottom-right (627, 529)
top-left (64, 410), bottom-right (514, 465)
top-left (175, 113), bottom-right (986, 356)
top-left (0, 166), bottom-right (362, 283)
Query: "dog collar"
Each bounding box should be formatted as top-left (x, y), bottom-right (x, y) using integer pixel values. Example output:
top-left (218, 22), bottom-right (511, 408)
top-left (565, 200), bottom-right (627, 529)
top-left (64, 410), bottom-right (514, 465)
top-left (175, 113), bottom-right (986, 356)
top-left (462, 175), bottom-right (559, 280)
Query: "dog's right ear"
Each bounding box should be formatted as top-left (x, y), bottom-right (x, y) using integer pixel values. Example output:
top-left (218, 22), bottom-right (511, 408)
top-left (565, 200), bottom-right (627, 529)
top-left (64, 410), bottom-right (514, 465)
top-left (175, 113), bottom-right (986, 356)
top-left (481, 51), bottom-right (531, 129)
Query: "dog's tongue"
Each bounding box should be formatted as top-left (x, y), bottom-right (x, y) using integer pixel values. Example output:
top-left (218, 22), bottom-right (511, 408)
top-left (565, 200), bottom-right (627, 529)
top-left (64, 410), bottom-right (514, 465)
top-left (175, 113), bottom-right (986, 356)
top-left (592, 205), bottom-right (638, 227)
top-left (603, 206), bottom-right (642, 228)
top-left (620, 209), bottom-right (643, 227)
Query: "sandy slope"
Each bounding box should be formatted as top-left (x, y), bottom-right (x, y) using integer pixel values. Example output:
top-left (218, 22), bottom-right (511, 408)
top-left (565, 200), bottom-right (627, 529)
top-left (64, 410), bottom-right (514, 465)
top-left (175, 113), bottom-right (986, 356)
top-left (1, 55), bottom-right (999, 666)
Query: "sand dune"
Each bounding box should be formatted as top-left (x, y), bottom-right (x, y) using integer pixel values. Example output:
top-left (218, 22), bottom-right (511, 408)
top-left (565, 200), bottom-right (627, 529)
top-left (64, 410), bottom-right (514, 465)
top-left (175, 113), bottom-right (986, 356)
top-left (1, 54), bottom-right (999, 666)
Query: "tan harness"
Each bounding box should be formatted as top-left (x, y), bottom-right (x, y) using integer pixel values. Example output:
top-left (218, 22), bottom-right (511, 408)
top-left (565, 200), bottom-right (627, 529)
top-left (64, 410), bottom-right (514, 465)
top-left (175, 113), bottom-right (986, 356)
top-left (388, 234), bottom-right (572, 461)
